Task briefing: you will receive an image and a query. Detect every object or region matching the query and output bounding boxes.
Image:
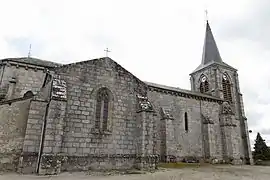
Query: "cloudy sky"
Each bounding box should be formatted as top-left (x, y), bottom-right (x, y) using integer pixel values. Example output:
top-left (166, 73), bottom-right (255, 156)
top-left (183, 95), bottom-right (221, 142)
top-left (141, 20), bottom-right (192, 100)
top-left (1, 0), bottom-right (269, 146)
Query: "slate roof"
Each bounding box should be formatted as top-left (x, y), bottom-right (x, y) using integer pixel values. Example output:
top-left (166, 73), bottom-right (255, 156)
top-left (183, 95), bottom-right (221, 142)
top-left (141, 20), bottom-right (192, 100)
top-left (0, 57), bottom-right (62, 68)
top-left (191, 21), bottom-right (236, 73)
top-left (145, 81), bottom-right (222, 100)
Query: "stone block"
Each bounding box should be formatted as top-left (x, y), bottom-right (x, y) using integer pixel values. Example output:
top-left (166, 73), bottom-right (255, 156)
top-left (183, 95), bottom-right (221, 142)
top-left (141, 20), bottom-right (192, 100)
top-left (43, 147), bottom-right (52, 153)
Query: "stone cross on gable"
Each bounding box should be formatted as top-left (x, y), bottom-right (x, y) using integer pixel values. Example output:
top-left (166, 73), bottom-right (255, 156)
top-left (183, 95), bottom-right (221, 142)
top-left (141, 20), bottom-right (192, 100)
top-left (28, 44), bottom-right (32, 58)
top-left (104, 48), bottom-right (111, 57)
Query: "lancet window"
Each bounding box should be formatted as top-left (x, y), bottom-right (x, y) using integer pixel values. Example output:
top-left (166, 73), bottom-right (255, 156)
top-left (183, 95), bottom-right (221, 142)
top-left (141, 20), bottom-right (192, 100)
top-left (95, 87), bottom-right (111, 131)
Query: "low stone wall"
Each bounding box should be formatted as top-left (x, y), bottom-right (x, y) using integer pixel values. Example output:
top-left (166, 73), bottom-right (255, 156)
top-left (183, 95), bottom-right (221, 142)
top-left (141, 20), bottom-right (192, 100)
top-left (0, 152), bottom-right (21, 171)
top-left (160, 155), bottom-right (203, 163)
top-left (38, 154), bottom-right (159, 175)
top-left (159, 155), bottom-right (243, 165)
top-left (18, 152), bottom-right (39, 174)
top-left (62, 155), bottom-right (136, 172)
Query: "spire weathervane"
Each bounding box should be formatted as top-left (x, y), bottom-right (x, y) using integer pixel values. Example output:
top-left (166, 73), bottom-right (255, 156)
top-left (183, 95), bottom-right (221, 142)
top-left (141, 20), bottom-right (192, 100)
top-left (205, 9), bottom-right (208, 22)
top-left (28, 44), bottom-right (32, 58)
top-left (104, 48), bottom-right (111, 57)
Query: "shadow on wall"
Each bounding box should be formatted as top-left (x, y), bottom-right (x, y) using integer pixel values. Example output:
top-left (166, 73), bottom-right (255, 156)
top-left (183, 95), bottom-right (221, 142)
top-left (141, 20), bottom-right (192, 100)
top-left (0, 98), bottom-right (32, 171)
top-left (23, 91), bottom-right (34, 98)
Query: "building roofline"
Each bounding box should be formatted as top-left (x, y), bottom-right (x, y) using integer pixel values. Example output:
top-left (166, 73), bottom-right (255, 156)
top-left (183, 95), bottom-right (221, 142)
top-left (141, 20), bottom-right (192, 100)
top-left (145, 81), bottom-right (223, 102)
top-left (189, 61), bottom-right (237, 75)
top-left (0, 57), bottom-right (62, 68)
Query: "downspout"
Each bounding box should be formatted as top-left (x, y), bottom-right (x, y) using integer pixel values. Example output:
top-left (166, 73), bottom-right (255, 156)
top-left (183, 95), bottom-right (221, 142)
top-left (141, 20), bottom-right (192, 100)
top-left (36, 78), bottom-right (53, 173)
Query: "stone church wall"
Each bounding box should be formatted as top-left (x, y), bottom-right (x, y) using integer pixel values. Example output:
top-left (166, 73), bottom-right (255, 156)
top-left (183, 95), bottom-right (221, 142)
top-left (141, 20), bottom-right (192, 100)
top-left (0, 65), bottom-right (4, 82)
top-left (148, 90), bottom-right (223, 161)
top-left (0, 62), bottom-right (47, 100)
top-left (19, 99), bottom-right (48, 174)
top-left (200, 100), bottom-right (223, 160)
top-left (52, 58), bottom-right (147, 171)
top-left (0, 98), bottom-right (31, 171)
top-left (191, 66), bottom-right (248, 162)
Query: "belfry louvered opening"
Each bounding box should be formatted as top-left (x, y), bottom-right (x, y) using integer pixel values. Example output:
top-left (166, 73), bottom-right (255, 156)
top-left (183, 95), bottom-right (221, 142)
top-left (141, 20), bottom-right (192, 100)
top-left (199, 75), bottom-right (209, 93)
top-left (222, 74), bottom-right (232, 103)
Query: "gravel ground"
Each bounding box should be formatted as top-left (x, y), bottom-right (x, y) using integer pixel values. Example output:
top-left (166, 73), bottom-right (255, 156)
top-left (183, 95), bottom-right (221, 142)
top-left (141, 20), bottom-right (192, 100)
top-left (1, 165), bottom-right (270, 180)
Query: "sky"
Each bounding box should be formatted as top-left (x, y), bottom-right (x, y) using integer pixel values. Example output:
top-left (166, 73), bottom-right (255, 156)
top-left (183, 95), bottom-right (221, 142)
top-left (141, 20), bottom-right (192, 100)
top-left (0, 0), bottom-right (270, 147)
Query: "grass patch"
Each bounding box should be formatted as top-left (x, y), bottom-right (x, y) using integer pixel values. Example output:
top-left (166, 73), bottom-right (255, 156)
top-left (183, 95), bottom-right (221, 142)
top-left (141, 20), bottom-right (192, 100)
top-left (255, 160), bottom-right (270, 166)
top-left (85, 169), bottom-right (148, 176)
top-left (158, 162), bottom-right (204, 169)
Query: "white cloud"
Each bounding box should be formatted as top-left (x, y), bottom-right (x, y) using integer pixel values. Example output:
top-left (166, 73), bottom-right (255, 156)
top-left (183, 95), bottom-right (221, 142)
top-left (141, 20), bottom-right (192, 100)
top-left (0, 0), bottom-right (269, 146)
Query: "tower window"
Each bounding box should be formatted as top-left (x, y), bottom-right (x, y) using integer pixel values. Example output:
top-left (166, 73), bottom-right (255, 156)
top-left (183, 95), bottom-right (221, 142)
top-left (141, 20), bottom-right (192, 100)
top-left (222, 74), bottom-right (232, 103)
top-left (184, 112), bottom-right (188, 132)
top-left (95, 87), bottom-right (111, 131)
top-left (199, 75), bottom-right (209, 93)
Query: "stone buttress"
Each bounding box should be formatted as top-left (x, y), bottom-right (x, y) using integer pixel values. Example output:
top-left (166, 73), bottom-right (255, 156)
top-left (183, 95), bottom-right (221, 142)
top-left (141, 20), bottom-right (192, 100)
top-left (135, 94), bottom-right (158, 169)
top-left (219, 102), bottom-right (241, 164)
top-left (19, 72), bottom-right (68, 175)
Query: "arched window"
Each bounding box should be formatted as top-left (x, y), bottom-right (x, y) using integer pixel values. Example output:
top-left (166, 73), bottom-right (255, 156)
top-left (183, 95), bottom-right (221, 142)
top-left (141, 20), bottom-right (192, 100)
top-left (222, 74), bottom-right (232, 103)
top-left (95, 87), bottom-right (111, 131)
top-left (184, 112), bottom-right (188, 132)
top-left (199, 75), bottom-right (209, 93)
top-left (23, 91), bottom-right (34, 98)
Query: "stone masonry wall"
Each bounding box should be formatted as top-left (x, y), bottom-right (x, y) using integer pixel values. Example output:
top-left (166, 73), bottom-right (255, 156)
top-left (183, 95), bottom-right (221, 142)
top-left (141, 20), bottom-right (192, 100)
top-left (200, 100), bottom-right (223, 160)
top-left (0, 98), bottom-right (31, 171)
top-left (191, 65), bottom-right (250, 163)
top-left (147, 90), bottom-right (223, 161)
top-left (53, 58), bottom-right (148, 170)
top-left (0, 65), bottom-right (3, 83)
top-left (234, 73), bottom-right (253, 164)
top-left (0, 62), bottom-right (47, 100)
top-left (20, 99), bottom-right (48, 174)
top-left (39, 99), bottom-right (67, 175)
top-left (135, 111), bottom-right (157, 169)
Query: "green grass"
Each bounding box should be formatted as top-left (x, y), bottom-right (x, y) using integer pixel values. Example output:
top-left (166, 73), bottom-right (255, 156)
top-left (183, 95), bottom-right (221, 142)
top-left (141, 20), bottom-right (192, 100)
top-left (158, 162), bottom-right (205, 169)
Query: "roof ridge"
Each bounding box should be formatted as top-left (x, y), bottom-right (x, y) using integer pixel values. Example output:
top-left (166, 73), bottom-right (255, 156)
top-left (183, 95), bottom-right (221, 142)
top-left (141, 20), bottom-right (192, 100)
top-left (0, 57), bottom-right (62, 68)
top-left (145, 81), bottom-right (222, 100)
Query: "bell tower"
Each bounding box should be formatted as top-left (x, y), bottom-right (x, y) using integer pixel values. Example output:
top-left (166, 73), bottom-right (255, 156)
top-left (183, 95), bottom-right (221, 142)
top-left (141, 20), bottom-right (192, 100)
top-left (189, 21), bottom-right (253, 164)
top-left (189, 20), bottom-right (237, 98)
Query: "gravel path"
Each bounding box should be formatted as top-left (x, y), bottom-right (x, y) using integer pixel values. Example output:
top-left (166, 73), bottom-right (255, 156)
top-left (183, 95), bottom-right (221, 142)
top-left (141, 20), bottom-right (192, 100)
top-left (1, 165), bottom-right (270, 180)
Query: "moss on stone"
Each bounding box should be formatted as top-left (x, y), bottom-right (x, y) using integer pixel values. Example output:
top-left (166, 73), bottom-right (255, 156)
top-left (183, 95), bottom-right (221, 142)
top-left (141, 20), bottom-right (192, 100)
top-left (158, 162), bottom-right (204, 169)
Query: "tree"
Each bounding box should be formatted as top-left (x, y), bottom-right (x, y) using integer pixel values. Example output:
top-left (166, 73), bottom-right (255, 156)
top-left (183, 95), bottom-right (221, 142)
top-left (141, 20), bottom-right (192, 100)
top-left (253, 133), bottom-right (270, 161)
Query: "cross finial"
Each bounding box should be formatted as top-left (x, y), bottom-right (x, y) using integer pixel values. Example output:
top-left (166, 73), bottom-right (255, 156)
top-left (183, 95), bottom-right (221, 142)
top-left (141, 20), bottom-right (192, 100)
top-left (28, 44), bottom-right (32, 58)
top-left (205, 9), bottom-right (208, 22)
top-left (104, 47), bottom-right (111, 57)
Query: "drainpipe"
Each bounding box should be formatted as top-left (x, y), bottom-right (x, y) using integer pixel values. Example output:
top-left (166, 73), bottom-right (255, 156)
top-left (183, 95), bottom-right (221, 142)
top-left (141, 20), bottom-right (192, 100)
top-left (36, 78), bottom-right (53, 173)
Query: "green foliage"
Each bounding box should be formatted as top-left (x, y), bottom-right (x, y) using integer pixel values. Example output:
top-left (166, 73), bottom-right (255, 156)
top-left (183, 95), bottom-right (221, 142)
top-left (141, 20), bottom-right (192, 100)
top-left (158, 162), bottom-right (202, 169)
top-left (253, 133), bottom-right (270, 161)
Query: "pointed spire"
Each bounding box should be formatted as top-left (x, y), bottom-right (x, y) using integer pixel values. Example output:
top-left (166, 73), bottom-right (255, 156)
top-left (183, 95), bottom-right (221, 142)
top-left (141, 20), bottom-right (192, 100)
top-left (201, 21), bottom-right (222, 65)
top-left (190, 20), bottom-right (237, 74)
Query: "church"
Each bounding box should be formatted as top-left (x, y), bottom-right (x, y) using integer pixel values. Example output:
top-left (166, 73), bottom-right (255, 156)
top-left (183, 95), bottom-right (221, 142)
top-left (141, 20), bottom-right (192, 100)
top-left (0, 21), bottom-right (253, 174)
